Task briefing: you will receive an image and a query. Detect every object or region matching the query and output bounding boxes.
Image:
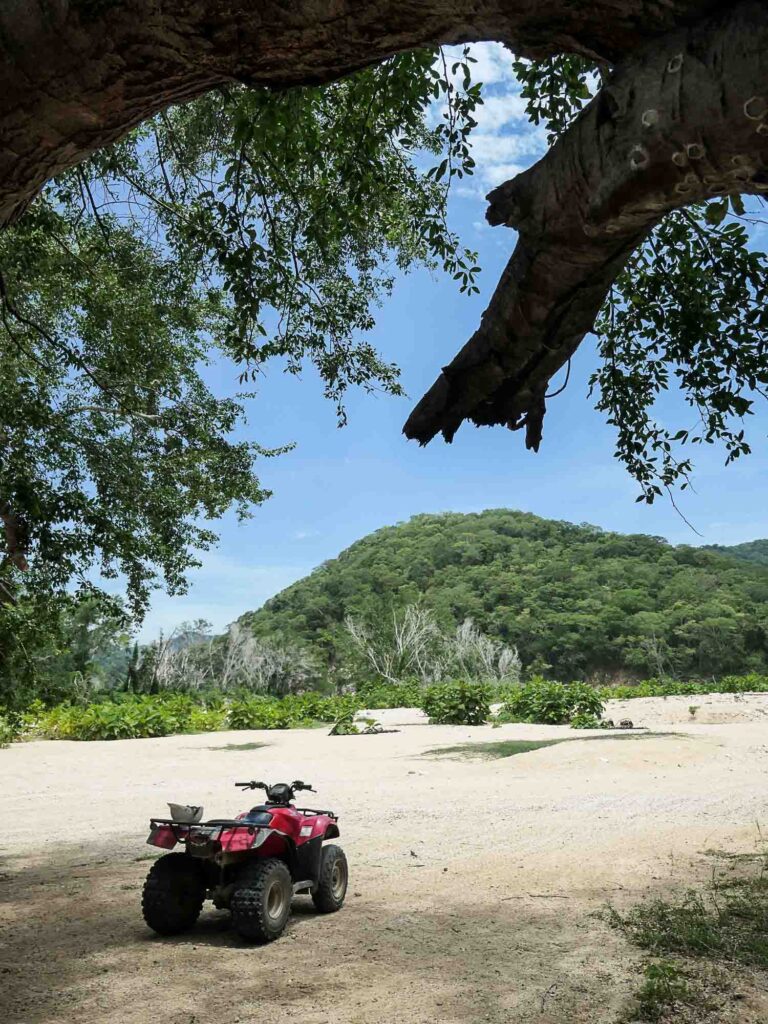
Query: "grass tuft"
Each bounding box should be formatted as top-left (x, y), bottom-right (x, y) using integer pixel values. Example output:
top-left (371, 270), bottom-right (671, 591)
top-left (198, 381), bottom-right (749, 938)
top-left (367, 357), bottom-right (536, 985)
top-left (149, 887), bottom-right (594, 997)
top-left (426, 733), bottom-right (683, 760)
top-left (609, 852), bottom-right (768, 1021)
top-left (206, 741), bottom-right (270, 752)
top-left (633, 959), bottom-right (692, 1022)
top-left (426, 739), bottom-right (564, 759)
top-left (612, 876), bottom-right (768, 969)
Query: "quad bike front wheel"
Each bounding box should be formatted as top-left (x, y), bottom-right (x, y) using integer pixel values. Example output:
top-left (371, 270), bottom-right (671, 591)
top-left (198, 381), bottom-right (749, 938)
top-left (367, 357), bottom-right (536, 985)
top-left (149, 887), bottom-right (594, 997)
top-left (231, 858), bottom-right (293, 942)
top-left (312, 844), bottom-right (348, 913)
top-left (142, 852), bottom-right (206, 935)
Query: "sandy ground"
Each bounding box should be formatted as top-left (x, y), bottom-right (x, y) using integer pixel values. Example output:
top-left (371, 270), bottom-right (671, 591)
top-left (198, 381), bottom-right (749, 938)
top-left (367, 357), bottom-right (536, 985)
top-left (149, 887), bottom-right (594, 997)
top-left (2, 696), bottom-right (768, 1024)
top-left (364, 690), bottom-right (768, 729)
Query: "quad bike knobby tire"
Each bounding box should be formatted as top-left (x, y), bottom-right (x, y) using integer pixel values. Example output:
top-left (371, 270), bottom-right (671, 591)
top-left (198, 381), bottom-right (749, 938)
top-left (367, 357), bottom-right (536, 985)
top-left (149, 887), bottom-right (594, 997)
top-left (231, 858), bottom-right (293, 942)
top-left (142, 852), bottom-right (206, 935)
top-left (312, 844), bottom-right (348, 913)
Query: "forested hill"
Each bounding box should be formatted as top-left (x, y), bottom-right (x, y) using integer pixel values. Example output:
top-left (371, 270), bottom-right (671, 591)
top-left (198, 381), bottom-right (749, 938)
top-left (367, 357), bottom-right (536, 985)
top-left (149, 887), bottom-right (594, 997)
top-left (241, 510), bottom-right (768, 681)
top-left (704, 539), bottom-right (768, 568)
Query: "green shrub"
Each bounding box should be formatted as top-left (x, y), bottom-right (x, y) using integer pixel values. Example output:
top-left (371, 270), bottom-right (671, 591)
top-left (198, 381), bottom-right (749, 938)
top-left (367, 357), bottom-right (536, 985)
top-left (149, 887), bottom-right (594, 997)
top-left (500, 677), bottom-right (603, 725)
top-left (18, 691), bottom-right (364, 740)
top-left (356, 678), bottom-right (421, 709)
top-left (328, 712), bottom-right (359, 736)
top-left (421, 680), bottom-right (492, 725)
top-left (569, 711), bottom-right (602, 730)
top-left (187, 705), bottom-right (227, 732)
top-left (0, 713), bottom-right (16, 747)
top-left (227, 693), bottom-right (360, 730)
top-left (713, 673), bottom-right (768, 694)
top-left (19, 672), bottom-right (768, 743)
top-left (227, 697), bottom-right (299, 730)
top-left (286, 692), bottom-right (360, 722)
top-left (598, 674), bottom-right (768, 701)
top-left (28, 693), bottom-right (214, 740)
top-left (327, 711), bottom-right (385, 736)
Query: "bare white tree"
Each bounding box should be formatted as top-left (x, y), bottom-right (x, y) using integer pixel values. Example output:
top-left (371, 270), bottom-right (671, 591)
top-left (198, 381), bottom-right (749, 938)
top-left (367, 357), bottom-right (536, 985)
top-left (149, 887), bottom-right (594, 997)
top-left (449, 619), bottom-right (521, 684)
top-left (638, 632), bottom-right (677, 680)
top-left (218, 622), bottom-right (261, 690)
top-left (344, 614), bottom-right (397, 683)
top-left (392, 606), bottom-right (444, 682)
top-left (138, 620), bottom-right (317, 695)
top-left (345, 606), bottom-right (521, 686)
top-left (247, 640), bottom-right (317, 695)
top-left (214, 623), bottom-right (318, 694)
top-left (345, 605), bottom-right (444, 684)
top-left (139, 620), bottom-right (215, 692)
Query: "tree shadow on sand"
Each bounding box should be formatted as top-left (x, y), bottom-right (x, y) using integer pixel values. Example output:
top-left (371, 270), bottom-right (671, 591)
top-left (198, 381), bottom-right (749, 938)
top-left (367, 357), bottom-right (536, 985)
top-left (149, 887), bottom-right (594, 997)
top-left (0, 839), bottom-right (639, 1024)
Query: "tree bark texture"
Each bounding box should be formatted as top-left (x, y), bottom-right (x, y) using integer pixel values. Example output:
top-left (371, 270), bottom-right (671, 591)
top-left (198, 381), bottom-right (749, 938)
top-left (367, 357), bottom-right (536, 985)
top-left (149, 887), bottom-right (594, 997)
top-left (0, 0), bottom-right (761, 484)
top-left (403, 1), bottom-right (768, 448)
top-left (0, 1), bottom-right (727, 226)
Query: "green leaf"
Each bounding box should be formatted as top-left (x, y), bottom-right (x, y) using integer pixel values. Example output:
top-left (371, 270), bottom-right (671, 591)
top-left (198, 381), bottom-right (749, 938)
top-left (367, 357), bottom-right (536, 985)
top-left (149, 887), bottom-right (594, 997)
top-left (704, 200), bottom-right (728, 226)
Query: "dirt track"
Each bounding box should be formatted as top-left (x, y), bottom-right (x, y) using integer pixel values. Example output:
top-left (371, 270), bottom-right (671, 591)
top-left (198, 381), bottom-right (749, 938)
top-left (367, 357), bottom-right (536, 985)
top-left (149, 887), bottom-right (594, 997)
top-left (2, 697), bottom-right (768, 1024)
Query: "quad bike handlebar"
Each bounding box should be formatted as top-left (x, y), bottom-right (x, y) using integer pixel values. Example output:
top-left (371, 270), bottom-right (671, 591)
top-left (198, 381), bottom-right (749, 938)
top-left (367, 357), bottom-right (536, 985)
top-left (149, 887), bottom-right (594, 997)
top-left (235, 779), bottom-right (316, 798)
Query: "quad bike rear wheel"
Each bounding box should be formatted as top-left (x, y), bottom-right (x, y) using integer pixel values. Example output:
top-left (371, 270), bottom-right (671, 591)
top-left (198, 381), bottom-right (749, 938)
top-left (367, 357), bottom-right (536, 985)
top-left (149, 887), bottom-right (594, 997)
top-left (142, 852), bottom-right (206, 935)
top-left (231, 858), bottom-right (293, 942)
top-left (312, 844), bottom-right (348, 913)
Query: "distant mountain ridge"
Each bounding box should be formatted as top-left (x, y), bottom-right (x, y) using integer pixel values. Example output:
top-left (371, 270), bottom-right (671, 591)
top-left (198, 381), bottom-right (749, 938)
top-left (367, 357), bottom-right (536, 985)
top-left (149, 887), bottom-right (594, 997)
top-left (240, 510), bottom-right (768, 681)
top-left (704, 539), bottom-right (768, 567)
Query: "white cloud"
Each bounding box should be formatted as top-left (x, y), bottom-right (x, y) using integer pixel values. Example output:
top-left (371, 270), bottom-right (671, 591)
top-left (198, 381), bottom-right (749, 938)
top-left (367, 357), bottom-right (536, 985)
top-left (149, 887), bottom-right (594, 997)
top-left (463, 42), bottom-right (516, 86)
top-left (480, 163), bottom-right (527, 189)
top-left (469, 115), bottom-right (544, 189)
top-left (455, 182), bottom-right (486, 200)
top-left (473, 92), bottom-right (531, 132)
top-left (443, 44), bottom-right (547, 191)
top-left (468, 131), bottom-right (539, 164)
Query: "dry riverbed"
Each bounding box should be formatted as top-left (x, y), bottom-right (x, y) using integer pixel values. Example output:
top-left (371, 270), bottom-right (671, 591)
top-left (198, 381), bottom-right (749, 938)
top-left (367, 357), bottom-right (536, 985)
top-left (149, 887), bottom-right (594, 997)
top-left (2, 695), bottom-right (768, 1023)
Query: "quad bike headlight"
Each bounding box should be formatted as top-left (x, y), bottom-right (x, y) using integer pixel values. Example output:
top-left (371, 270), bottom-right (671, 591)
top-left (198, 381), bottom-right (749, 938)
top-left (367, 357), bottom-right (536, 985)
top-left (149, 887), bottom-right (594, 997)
top-left (251, 828), bottom-right (271, 849)
top-left (219, 826), bottom-right (274, 854)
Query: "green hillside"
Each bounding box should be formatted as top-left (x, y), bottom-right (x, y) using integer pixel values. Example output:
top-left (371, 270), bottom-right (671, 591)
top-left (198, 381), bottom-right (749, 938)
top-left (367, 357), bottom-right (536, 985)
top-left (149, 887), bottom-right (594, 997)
top-left (241, 510), bottom-right (768, 681)
top-left (704, 539), bottom-right (768, 568)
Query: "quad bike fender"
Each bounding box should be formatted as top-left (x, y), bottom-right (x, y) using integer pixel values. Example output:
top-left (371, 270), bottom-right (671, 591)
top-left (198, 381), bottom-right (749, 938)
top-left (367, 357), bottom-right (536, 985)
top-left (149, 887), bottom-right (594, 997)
top-left (295, 834), bottom-right (324, 882)
top-left (147, 825), bottom-right (180, 849)
top-left (238, 828), bottom-right (330, 884)
top-left (293, 816), bottom-right (339, 881)
top-left (295, 814), bottom-right (339, 845)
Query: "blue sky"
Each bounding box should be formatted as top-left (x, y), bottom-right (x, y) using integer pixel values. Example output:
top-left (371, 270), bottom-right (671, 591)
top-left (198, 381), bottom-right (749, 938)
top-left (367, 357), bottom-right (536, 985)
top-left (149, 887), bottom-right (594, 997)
top-left (136, 45), bottom-right (768, 640)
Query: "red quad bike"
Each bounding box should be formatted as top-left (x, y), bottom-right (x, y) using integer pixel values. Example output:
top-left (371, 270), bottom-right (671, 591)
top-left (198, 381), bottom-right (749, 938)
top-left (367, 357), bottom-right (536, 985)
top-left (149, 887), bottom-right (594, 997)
top-left (142, 780), bottom-right (347, 943)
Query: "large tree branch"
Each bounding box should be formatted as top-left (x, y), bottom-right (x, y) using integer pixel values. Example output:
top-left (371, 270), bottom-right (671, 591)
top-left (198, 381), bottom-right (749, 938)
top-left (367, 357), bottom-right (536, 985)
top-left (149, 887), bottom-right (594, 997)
top-left (1, 502), bottom-right (28, 600)
top-left (0, 0), bottom-right (726, 226)
top-left (404, 0), bottom-right (768, 449)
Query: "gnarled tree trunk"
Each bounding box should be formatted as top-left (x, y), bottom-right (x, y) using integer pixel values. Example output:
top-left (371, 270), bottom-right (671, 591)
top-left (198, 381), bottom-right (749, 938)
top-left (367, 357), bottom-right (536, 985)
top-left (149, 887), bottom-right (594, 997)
top-left (404, 1), bottom-right (768, 449)
top-left (0, 0), bottom-right (725, 226)
top-left (0, 0), bottom-right (762, 485)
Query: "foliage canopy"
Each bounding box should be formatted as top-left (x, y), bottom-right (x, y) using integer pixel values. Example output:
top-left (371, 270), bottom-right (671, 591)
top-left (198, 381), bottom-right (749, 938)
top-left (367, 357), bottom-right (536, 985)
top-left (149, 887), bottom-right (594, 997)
top-left (0, 49), bottom-right (479, 623)
top-left (243, 509), bottom-right (768, 682)
top-left (2, 43), bottom-right (768, 682)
